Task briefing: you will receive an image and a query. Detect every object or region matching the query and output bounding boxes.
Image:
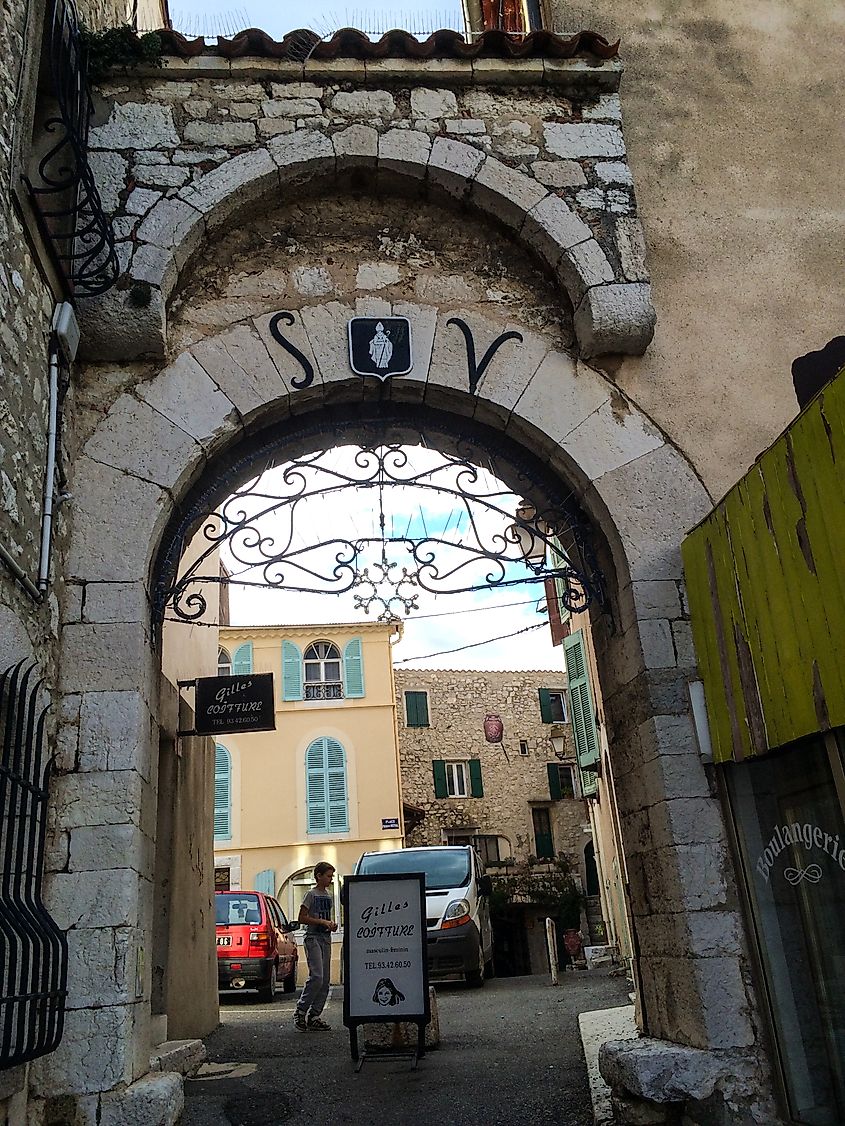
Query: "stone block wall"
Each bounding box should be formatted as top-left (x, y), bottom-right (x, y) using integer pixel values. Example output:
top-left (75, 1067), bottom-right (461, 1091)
top-left (80, 56), bottom-right (654, 359)
top-left (394, 668), bottom-right (589, 876)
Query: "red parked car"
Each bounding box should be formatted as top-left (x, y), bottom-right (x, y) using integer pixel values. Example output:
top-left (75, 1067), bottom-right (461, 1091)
top-left (215, 890), bottom-right (299, 1000)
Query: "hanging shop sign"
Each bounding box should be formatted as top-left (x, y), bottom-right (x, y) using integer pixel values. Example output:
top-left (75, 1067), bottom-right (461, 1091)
top-left (194, 672), bottom-right (276, 736)
top-left (343, 873), bottom-right (430, 1062)
top-left (348, 317), bottom-right (413, 379)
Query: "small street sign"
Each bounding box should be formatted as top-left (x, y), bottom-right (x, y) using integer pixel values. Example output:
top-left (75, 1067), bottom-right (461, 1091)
top-left (381, 817), bottom-right (400, 830)
top-left (348, 317), bottom-right (413, 379)
top-left (194, 672), bottom-right (276, 736)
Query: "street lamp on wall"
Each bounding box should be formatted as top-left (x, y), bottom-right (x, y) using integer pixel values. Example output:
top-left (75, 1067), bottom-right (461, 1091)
top-left (506, 500), bottom-right (550, 570)
top-left (549, 723), bottom-right (567, 760)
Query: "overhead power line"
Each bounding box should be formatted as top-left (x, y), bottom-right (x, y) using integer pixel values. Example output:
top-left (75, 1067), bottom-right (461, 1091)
top-left (394, 621), bottom-right (547, 664)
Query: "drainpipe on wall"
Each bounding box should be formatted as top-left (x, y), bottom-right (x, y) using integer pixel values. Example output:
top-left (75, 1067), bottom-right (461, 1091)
top-left (37, 302), bottom-right (79, 594)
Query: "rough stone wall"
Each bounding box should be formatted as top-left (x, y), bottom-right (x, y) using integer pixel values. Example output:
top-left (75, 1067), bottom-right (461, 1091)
top-left (394, 668), bottom-right (589, 875)
top-left (81, 62), bottom-right (650, 359)
top-left (0, 0), bottom-right (131, 669)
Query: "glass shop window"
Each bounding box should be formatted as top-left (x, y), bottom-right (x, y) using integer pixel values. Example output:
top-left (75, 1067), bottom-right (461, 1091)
top-left (725, 732), bottom-right (845, 1125)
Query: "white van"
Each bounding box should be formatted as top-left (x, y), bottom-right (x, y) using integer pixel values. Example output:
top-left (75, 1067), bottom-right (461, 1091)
top-left (354, 845), bottom-right (495, 987)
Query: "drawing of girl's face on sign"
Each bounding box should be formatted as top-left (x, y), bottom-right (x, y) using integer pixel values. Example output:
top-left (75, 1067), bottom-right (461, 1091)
top-left (373, 977), bottom-right (405, 1007)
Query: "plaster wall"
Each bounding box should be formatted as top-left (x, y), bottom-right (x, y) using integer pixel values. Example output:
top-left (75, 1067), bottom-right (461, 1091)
top-left (546, 0), bottom-right (845, 501)
top-left (213, 622), bottom-right (403, 889)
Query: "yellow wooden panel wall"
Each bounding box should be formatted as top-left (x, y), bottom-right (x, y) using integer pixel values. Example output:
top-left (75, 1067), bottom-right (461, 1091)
top-left (682, 370), bottom-right (845, 762)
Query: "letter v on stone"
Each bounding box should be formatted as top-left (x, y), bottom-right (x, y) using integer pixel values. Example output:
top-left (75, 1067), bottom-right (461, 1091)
top-left (446, 318), bottom-right (524, 395)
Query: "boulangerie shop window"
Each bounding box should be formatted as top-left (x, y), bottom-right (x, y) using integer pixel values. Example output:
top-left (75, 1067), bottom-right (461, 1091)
top-left (724, 731), bottom-right (845, 1125)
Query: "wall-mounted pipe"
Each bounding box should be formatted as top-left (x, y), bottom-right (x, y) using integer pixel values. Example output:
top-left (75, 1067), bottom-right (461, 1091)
top-left (37, 349), bottom-right (60, 594)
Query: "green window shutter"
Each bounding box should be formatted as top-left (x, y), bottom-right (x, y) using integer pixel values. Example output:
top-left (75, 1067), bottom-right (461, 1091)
top-left (538, 688), bottom-right (554, 723)
top-left (343, 637), bottom-right (365, 698)
top-left (564, 629), bottom-right (600, 796)
top-left (406, 691), bottom-right (429, 727)
top-left (469, 759), bottom-right (484, 798)
top-left (547, 762), bottom-right (562, 800)
top-left (232, 642), bottom-right (253, 674)
top-left (214, 745), bottom-right (231, 840)
top-left (306, 739), bottom-right (328, 832)
top-left (433, 760), bottom-right (448, 798)
top-left (282, 640), bottom-right (303, 701)
top-left (306, 737), bottom-right (349, 833)
top-left (254, 868), bottom-right (275, 895)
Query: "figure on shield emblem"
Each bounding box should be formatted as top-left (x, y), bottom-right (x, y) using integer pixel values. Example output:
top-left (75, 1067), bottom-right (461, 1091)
top-left (368, 322), bottom-right (393, 370)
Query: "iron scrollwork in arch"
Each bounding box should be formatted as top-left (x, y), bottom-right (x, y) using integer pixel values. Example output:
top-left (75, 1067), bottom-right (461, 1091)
top-left (155, 441), bottom-right (604, 626)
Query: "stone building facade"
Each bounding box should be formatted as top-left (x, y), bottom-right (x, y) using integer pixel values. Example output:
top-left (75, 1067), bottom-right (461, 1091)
top-left (0, 3), bottom-right (843, 1124)
top-left (394, 667), bottom-right (589, 876)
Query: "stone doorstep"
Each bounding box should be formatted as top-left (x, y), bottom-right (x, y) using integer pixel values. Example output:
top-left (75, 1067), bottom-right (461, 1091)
top-left (149, 1038), bottom-right (207, 1077)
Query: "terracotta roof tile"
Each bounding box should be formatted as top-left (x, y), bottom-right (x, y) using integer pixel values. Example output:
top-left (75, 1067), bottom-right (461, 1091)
top-left (156, 26), bottom-right (619, 63)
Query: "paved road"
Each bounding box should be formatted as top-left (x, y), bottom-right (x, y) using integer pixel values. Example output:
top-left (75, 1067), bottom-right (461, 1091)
top-left (182, 970), bottom-right (630, 1126)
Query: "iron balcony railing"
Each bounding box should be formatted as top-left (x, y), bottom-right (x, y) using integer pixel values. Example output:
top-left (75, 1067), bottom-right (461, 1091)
top-left (24, 0), bottom-right (118, 297)
top-left (0, 663), bottom-right (67, 1069)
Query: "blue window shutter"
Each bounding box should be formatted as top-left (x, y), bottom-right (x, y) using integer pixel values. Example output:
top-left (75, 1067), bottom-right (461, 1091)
top-left (563, 630), bottom-right (600, 796)
top-left (343, 637), bottom-right (365, 698)
top-left (214, 745), bottom-right (231, 840)
top-left (254, 869), bottom-right (275, 895)
top-left (306, 740), bottom-right (328, 832)
top-left (282, 640), bottom-right (303, 701)
top-left (231, 642), bottom-right (253, 674)
top-left (538, 688), bottom-right (554, 723)
top-left (326, 738), bottom-right (349, 831)
top-left (306, 737), bottom-right (349, 834)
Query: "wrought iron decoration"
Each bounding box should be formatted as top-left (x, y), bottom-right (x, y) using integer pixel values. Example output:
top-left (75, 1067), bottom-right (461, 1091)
top-left (23, 0), bottom-right (118, 296)
top-left (157, 442), bottom-right (604, 625)
top-left (0, 663), bottom-right (67, 1068)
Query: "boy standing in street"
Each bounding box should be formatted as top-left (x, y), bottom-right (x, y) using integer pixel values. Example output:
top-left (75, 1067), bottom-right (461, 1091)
top-left (294, 862), bottom-right (338, 1031)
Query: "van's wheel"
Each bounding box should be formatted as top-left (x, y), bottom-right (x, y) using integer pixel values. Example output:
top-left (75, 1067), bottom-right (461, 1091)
top-left (283, 967), bottom-right (297, 993)
top-left (466, 950), bottom-right (485, 988)
top-left (258, 964), bottom-right (277, 1002)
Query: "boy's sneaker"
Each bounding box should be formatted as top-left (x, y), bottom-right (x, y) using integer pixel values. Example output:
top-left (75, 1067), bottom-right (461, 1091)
top-left (294, 1012), bottom-right (308, 1032)
top-left (307, 1016), bottom-right (331, 1031)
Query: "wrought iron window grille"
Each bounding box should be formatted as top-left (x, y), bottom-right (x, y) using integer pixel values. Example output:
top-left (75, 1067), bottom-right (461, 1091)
top-left (304, 683), bottom-right (344, 701)
top-left (23, 0), bottom-right (118, 297)
top-left (155, 440), bottom-right (604, 626)
top-left (0, 663), bottom-right (67, 1070)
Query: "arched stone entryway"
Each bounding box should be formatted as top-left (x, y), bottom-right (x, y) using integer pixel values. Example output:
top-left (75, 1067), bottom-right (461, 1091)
top-left (44, 87), bottom-right (770, 1117)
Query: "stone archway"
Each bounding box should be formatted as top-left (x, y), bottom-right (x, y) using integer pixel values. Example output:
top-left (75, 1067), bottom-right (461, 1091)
top-left (46, 292), bottom-right (760, 1115)
top-left (80, 127), bottom-right (656, 362)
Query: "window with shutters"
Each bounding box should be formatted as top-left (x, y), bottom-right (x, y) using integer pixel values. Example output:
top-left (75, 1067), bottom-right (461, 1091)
top-left (433, 759), bottom-right (484, 798)
top-left (538, 688), bottom-right (568, 723)
top-left (304, 641), bottom-right (342, 700)
top-left (217, 647), bottom-right (232, 676)
top-left (404, 690), bottom-right (430, 727)
top-left (547, 763), bottom-right (576, 800)
top-left (563, 630), bottom-right (600, 796)
top-left (284, 638), bottom-right (365, 701)
top-left (214, 745), bottom-right (232, 840)
top-left (305, 737), bottom-right (349, 833)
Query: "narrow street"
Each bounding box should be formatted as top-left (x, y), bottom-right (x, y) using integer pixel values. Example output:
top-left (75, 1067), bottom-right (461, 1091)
top-left (182, 970), bottom-right (630, 1126)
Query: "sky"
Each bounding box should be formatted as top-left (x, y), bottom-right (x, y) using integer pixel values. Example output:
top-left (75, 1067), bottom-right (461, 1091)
top-left (205, 446), bottom-right (565, 672)
top-left (168, 2), bottom-right (465, 39)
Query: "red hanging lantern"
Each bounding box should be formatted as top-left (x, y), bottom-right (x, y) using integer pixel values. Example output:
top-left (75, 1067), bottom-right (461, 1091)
top-left (483, 713), bottom-right (504, 743)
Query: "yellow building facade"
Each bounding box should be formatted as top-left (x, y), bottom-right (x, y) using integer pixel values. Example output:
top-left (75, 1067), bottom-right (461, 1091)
top-left (212, 621), bottom-right (404, 942)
